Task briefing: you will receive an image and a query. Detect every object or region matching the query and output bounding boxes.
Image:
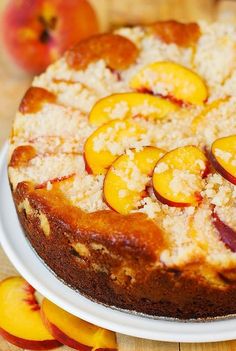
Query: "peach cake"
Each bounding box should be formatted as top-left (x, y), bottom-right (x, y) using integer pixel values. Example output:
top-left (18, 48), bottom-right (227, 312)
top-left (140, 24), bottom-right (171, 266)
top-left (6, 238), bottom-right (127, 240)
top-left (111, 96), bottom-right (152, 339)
top-left (8, 21), bottom-right (236, 319)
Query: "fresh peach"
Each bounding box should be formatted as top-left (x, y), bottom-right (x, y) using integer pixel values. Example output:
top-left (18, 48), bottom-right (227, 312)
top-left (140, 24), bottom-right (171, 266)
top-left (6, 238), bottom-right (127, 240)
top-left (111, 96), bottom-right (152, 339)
top-left (191, 98), bottom-right (228, 132)
top-left (19, 87), bottom-right (56, 114)
top-left (0, 277), bottom-right (60, 350)
top-left (103, 146), bottom-right (164, 214)
top-left (149, 20), bottom-right (201, 47)
top-left (210, 135), bottom-right (236, 185)
top-left (212, 210), bottom-right (236, 252)
top-left (130, 61), bottom-right (208, 105)
top-left (41, 298), bottom-right (117, 350)
top-left (66, 33), bottom-right (138, 71)
top-left (89, 92), bottom-right (178, 127)
top-left (153, 145), bottom-right (208, 207)
top-left (2, 0), bottom-right (99, 74)
top-left (84, 119), bottom-right (146, 175)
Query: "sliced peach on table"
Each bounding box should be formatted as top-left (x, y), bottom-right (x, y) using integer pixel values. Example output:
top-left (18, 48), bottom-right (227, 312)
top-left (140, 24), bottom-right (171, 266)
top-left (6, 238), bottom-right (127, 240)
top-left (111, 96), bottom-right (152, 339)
top-left (84, 119), bottom-right (146, 175)
top-left (89, 92), bottom-right (178, 127)
top-left (130, 61), bottom-right (208, 105)
top-left (210, 135), bottom-right (236, 185)
top-left (148, 20), bottom-right (201, 47)
top-left (66, 33), bottom-right (138, 71)
top-left (19, 87), bottom-right (56, 114)
top-left (153, 145), bottom-right (208, 207)
top-left (41, 298), bottom-right (117, 351)
top-left (104, 146), bottom-right (164, 215)
top-left (191, 97), bottom-right (228, 132)
top-left (0, 276), bottom-right (60, 350)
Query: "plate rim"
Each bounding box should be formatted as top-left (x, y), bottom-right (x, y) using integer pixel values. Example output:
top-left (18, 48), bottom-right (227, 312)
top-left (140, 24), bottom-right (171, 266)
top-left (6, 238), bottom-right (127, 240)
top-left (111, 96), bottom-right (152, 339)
top-left (1, 142), bottom-right (236, 343)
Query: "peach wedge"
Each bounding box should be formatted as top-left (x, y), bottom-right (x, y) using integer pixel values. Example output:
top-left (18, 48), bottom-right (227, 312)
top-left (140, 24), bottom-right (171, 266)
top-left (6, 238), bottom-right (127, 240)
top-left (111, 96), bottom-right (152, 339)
top-left (153, 145), bottom-right (208, 207)
top-left (84, 119), bottom-right (146, 174)
top-left (0, 277), bottom-right (60, 350)
top-left (89, 92), bottom-right (178, 127)
top-left (210, 135), bottom-right (236, 185)
top-left (104, 146), bottom-right (164, 214)
top-left (130, 61), bottom-right (208, 105)
top-left (41, 298), bottom-right (117, 350)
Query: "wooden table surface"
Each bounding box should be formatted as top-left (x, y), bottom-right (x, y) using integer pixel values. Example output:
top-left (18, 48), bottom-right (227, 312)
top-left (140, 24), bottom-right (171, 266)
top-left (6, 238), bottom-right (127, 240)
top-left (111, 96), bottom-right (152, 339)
top-left (1, 1), bottom-right (236, 350)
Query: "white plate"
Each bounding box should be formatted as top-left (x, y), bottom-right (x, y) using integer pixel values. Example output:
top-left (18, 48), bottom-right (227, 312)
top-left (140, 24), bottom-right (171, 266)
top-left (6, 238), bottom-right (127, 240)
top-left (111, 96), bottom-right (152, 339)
top-left (1, 143), bottom-right (236, 343)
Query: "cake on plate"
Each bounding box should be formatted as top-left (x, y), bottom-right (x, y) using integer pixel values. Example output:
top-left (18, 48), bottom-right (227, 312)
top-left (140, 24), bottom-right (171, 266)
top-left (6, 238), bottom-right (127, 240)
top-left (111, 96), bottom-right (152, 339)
top-left (8, 20), bottom-right (236, 319)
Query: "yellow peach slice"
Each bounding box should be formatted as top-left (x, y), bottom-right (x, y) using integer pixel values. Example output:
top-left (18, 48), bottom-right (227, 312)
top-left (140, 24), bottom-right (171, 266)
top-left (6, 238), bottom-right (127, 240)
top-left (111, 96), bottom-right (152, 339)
top-left (210, 135), bottom-right (236, 185)
top-left (89, 92), bottom-right (178, 127)
top-left (191, 97), bottom-right (228, 132)
top-left (41, 298), bottom-right (117, 350)
top-left (0, 276), bottom-right (60, 350)
top-left (104, 146), bottom-right (164, 214)
top-left (84, 119), bottom-right (146, 175)
top-left (130, 62), bottom-right (208, 105)
top-left (153, 145), bottom-right (208, 207)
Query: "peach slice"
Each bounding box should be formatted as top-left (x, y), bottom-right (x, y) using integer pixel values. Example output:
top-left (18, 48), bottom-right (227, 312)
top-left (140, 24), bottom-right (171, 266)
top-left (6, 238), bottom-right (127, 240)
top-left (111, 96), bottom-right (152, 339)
top-left (9, 145), bottom-right (37, 168)
top-left (84, 119), bottom-right (146, 175)
top-left (212, 209), bottom-right (236, 253)
top-left (89, 92), bottom-right (178, 127)
top-left (153, 145), bottom-right (208, 207)
top-left (210, 135), bottom-right (236, 185)
top-left (149, 20), bottom-right (201, 47)
top-left (130, 62), bottom-right (208, 105)
top-left (41, 298), bottom-right (117, 350)
top-left (19, 87), bottom-right (56, 114)
top-left (0, 277), bottom-right (60, 350)
top-left (191, 98), bottom-right (228, 132)
top-left (66, 33), bottom-right (138, 71)
top-left (104, 146), bottom-right (164, 214)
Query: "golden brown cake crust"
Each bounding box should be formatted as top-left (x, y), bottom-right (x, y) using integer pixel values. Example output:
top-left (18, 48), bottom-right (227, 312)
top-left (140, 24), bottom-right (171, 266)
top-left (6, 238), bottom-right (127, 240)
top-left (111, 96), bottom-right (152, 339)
top-left (12, 181), bottom-right (236, 320)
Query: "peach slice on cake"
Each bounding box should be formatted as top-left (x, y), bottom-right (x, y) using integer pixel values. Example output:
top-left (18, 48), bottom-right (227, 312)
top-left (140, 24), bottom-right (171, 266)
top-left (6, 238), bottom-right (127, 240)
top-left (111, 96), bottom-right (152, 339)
top-left (210, 135), bottom-right (236, 185)
top-left (130, 62), bottom-right (208, 105)
top-left (84, 119), bottom-right (146, 174)
top-left (104, 146), bottom-right (164, 214)
top-left (19, 87), bottom-right (56, 114)
top-left (212, 208), bottom-right (236, 253)
top-left (66, 33), bottom-right (138, 71)
top-left (149, 20), bottom-right (201, 47)
top-left (153, 145), bottom-right (208, 207)
top-left (0, 276), bottom-right (60, 350)
top-left (89, 92), bottom-right (178, 127)
top-left (41, 298), bottom-right (117, 350)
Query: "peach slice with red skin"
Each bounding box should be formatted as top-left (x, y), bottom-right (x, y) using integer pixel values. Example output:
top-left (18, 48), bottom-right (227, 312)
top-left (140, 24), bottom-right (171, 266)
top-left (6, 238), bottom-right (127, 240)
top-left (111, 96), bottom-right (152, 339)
top-left (153, 145), bottom-right (208, 207)
top-left (84, 119), bottom-right (146, 175)
top-left (212, 209), bottom-right (236, 253)
top-left (0, 277), bottom-right (60, 350)
top-left (104, 146), bottom-right (164, 215)
top-left (210, 135), bottom-right (236, 185)
top-left (149, 20), bottom-right (201, 47)
top-left (41, 298), bottom-right (117, 351)
top-left (19, 87), bottom-right (56, 114)
top-left (130, 61), bottom-right (208, 105)
top-left (89, 92), bottom-right (178, 127)
top-left (66, 33), bottom-right (138, 71)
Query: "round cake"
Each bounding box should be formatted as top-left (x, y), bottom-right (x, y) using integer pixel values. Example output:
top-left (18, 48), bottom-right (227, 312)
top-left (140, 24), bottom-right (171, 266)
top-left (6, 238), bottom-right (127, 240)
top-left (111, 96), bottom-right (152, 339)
top-left (8, 20), bottom-right (236, 320)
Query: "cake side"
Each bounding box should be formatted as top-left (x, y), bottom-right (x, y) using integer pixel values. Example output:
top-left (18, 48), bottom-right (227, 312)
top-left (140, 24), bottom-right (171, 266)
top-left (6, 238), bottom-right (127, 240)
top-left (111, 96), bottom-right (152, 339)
top-left (13, 181), bottom-right (236, 319)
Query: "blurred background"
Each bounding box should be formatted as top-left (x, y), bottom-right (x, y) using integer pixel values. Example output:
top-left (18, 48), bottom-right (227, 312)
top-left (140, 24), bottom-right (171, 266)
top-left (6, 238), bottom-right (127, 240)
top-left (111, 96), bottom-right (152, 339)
top-left (0, 0), bottom-right (236, 145)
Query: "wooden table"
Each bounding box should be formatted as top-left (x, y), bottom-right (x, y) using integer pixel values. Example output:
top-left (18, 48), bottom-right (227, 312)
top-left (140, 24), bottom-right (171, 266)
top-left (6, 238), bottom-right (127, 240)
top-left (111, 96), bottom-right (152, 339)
top-left (1, 1), bottom-right (236, 350)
